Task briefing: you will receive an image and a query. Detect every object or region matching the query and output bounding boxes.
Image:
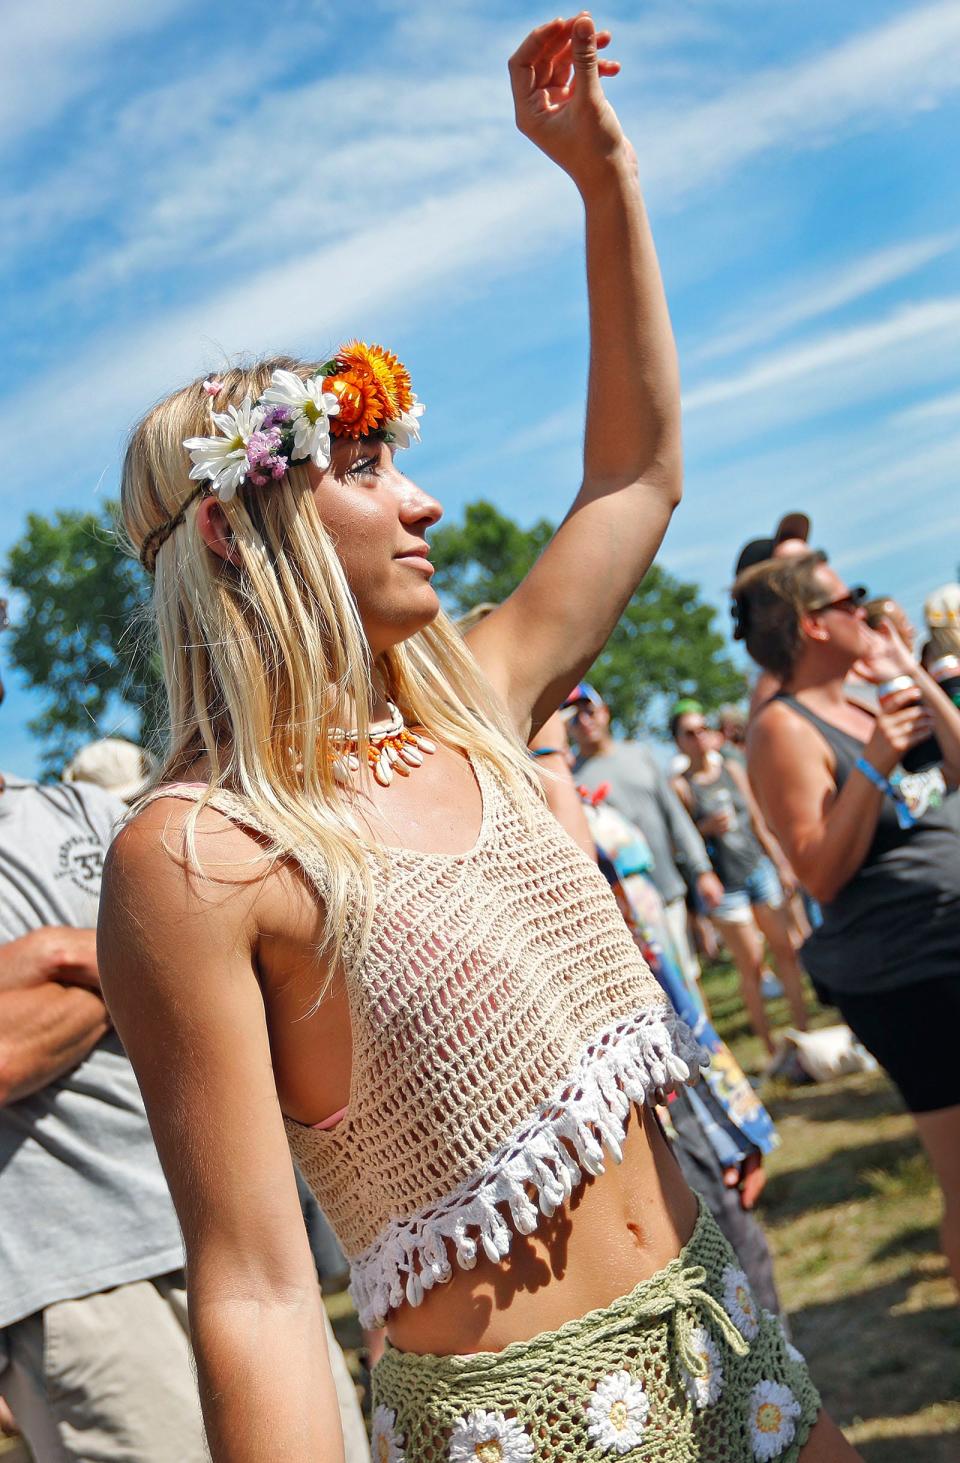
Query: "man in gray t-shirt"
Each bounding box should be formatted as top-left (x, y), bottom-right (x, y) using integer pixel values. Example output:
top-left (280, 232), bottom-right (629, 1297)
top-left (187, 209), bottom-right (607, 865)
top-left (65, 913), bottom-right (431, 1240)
top-left (567, 685), bottom-right (723, 988)
top-left (0, 766), bottom-right (208, 1461)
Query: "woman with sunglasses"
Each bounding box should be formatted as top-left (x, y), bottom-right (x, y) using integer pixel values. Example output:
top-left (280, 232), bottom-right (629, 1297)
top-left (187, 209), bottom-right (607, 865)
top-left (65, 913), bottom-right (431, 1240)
top-left (734, 551), bottom-right (960, 1293)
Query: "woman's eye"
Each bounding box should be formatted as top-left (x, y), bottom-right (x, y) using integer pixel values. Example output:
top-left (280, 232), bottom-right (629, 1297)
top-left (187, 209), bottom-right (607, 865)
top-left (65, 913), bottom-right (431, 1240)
top-left (344, 456), bottom-right (380, 481)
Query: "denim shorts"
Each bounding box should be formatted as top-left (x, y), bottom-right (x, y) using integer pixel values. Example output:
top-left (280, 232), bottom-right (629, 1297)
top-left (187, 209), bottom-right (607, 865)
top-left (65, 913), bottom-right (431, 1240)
top-left (712, 857), bottom-right (783, 925)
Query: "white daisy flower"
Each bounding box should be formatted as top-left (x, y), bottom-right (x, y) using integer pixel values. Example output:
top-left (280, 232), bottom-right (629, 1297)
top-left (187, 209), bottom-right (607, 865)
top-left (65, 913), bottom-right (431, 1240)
top-left (371, 1405), bottom-right (405, 1463)
top-left (748, 1379), bottom-right (802, 1461)
top-left (585, 1370), bottom-right (650, 1454)
top-left (681, 1325), bottom-right (724, 1409)
top-left (448, 1409), bottom-right (534, 1463)
top-left (722, 1264), bottom-right (760, 1341)
top-left (260, 368), bottom-right (340, 468)
top-left (387, 396), bottom-right (425, 449)
top-left (184, 396), bottom-right (265, 502)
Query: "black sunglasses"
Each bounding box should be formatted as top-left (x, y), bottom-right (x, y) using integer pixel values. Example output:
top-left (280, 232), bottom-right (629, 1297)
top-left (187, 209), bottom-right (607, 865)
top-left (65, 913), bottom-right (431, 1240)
top-left (809, 584), bottom-right (868, 616)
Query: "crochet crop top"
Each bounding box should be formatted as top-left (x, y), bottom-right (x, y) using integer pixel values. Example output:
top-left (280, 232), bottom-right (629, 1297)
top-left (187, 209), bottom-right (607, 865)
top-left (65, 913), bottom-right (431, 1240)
top-left (159, 756), bottom-right (707, 1328)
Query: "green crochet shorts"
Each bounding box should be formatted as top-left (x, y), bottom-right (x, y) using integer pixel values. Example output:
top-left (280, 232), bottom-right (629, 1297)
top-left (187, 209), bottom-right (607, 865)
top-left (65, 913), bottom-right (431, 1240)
top-left (371, 1201), bottom-right (820, 1462)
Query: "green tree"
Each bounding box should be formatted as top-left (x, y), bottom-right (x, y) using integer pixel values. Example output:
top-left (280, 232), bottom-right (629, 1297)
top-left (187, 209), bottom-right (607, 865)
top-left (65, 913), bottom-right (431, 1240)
top-left (431, 500), bottom-right (744, 733)
top-left (3, 505), bottom-right (163, 777)
top-left (3, 498), bottom-right (743, 773)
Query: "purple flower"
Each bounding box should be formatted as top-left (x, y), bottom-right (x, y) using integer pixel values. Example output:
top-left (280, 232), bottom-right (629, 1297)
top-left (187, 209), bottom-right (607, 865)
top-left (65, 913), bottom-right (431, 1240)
top-left (262, 405), bottom-right (290, 429)
top-left (245, 427), bottom-right (282, 468)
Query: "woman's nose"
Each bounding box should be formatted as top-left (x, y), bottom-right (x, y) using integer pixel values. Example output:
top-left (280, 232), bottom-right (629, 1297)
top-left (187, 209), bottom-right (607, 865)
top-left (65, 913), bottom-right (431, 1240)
top-left (400, 482), bottom-right (443, 527)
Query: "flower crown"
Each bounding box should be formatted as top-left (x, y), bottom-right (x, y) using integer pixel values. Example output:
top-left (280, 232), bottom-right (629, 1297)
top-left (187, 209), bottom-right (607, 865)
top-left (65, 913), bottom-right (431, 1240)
top-left (184, 341), bottom-right (424, 503)
top-left (139, 342), bottom-right (424, 571)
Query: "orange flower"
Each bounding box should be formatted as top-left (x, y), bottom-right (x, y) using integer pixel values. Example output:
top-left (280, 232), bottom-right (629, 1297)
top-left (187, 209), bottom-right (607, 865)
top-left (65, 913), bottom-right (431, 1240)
top-left (324, 366), bottom-right (387, 440)
top-left (340, 341), bottom-right (413, 418)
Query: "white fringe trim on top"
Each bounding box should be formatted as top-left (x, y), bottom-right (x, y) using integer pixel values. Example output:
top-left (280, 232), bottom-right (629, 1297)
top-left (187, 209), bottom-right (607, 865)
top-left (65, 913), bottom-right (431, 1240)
top-left (349, 1006), bottom-right (709, 1328)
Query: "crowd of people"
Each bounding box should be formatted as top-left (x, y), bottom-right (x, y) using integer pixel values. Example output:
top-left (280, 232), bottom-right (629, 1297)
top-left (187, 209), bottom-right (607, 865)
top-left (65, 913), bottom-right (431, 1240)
top-left (1, 13), bottom-right (956, 1463)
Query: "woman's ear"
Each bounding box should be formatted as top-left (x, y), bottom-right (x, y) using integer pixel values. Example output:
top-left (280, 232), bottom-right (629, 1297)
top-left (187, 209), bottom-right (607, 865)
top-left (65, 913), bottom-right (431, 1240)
top-left (196, 496), bottom-right (239, 563)
top-left (799, 611), bottom-right (828, 644)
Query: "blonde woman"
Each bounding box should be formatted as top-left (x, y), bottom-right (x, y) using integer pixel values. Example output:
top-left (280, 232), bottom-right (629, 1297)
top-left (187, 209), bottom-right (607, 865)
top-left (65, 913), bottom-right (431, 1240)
top-left (99, 16), bottom-right (854, 1462)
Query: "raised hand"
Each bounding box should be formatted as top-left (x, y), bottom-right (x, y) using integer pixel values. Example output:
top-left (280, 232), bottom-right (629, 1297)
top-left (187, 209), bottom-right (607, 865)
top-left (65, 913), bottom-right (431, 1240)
top-left (508, 13), bottom-right (631, 192)
top-left (853, 617), bottom-right (916, 685)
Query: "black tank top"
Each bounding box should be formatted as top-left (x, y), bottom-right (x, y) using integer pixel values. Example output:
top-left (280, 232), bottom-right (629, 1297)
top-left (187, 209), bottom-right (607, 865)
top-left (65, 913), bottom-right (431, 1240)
top-left (774, 695), bottom-right (960, 994)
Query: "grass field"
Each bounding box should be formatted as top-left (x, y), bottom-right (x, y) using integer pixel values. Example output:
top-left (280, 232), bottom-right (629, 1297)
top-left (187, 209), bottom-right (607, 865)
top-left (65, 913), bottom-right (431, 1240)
top-left (701, 961), bottom-right (960, 1461)
top-left (2, 962), bottom-right (957, 1460)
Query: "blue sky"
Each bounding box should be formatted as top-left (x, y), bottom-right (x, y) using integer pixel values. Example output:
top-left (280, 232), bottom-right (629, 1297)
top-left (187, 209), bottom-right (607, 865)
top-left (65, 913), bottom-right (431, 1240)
top-left (3, 0), bottom-right (959, 775)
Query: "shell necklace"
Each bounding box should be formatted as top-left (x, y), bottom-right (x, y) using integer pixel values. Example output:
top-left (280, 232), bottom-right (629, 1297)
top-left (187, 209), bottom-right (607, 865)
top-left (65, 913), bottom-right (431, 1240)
top-left (332, 701), bottom-right (437, 788)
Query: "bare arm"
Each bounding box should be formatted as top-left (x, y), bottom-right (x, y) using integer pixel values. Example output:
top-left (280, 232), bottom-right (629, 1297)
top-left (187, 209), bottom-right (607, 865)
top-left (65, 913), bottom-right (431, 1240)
top-left (98, 804), bottom-right (344, 1463)
top-left (467, 16), bottom-right (681, 734)
top-left (530, 711), bottom-right (597, 859)
top-left (0, 984), bottom-right (109, 1105)
top-left (0, 926), bottom-right (99, 993)
top-left (747, 691), bottom-right (928, 904)
top-left (725, 758), bottom-right (794, 885)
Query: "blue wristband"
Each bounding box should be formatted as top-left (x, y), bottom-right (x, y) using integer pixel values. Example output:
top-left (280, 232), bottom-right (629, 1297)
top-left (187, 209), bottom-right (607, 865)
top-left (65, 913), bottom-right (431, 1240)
top-left (854, 756), bottom-right (916, 828)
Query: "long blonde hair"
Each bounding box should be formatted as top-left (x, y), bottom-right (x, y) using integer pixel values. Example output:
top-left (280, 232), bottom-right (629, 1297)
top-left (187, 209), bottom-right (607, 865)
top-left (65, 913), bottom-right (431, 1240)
top-left (121, 357), bottom-right (540, 974)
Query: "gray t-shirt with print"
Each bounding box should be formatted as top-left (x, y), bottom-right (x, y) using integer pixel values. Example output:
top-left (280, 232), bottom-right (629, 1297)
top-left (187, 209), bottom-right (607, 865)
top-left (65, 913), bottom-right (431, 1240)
top-left (575, 740), bottom-right (711, 906)
top-left (0, 774), bottom-right (183, 1330)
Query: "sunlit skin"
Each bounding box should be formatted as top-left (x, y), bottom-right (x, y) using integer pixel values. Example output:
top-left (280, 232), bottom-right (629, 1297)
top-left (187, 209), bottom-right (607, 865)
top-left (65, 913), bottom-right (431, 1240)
top-left (101, 15), bottom-right (860, 1458)
top-left (197, 438), bottom-right (700, 1355)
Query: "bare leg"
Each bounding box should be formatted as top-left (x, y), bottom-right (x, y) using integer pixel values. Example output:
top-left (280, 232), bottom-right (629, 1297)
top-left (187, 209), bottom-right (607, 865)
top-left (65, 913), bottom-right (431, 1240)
top-left (713, 917), bottom-right (775, 1053)
top-left (912, 1103), bottom-right (960, 1293)
top-left (753, 901), bottom-right (810, 1031)
top-left (799, 1410), bottom-right (863, 1459)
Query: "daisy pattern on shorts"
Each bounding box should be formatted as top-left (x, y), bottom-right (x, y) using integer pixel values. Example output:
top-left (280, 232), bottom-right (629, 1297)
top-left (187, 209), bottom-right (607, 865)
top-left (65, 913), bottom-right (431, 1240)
top-left (722, 1263), bottom-right (759, 1341)
top-left (747, 1379), bottom-right (802, 1460)
top-left (448, 1409), bottom-right (534, 1463)
top-left (585, 1369), bottom-right (650, 1453)
top-left (371, 1405), bottom-right (405, 1463)
top-left (681, 1324), bottom-right (724, 1409)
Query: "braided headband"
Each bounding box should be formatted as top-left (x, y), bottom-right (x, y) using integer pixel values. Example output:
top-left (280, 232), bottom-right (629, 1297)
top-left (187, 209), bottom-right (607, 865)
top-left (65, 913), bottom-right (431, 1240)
top-left (139, 341), bottom-right (424, 572)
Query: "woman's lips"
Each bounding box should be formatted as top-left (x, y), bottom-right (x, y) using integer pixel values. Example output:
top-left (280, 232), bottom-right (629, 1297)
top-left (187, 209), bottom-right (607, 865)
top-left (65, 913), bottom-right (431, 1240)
top-left (396, 551), bottom-right (435, 575)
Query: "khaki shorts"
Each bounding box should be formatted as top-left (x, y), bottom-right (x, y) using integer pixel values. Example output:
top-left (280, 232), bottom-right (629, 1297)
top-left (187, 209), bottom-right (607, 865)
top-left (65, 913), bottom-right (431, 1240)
top-left (0, 1271), bottom-right (369, 1462)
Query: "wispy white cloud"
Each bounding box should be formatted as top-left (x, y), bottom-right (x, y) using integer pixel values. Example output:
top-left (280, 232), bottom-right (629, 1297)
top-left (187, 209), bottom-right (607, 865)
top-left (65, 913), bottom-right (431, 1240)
top-left (0, 0), bottom-right (188, 150)
top-left (690, 232), bottom-right (960, 364)
top-left (3, 162), bottom-right (571, 501)
top-left (893, 387), bottom-right (960, 426)
top-left (684, 296), bottom-right (960, 413)
top-left (639, 0), bottom-right (960, 206)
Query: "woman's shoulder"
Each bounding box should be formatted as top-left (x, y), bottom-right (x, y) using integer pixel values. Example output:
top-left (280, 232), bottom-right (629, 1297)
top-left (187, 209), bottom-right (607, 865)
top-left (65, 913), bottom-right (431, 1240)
top-left (105, 789), bottom-right (279, 909)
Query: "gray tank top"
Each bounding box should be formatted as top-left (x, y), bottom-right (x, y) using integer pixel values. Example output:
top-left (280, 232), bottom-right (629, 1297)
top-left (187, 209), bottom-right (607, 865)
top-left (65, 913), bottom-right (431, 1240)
top-left (774, 696), bottom-right (960, 994)
top-left (688, 763), bottom-right (763, 890)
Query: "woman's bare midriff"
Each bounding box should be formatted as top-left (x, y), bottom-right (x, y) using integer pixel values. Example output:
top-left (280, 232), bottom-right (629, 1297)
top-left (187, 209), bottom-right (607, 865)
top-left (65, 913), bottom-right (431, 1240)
top-left (385, 1104), bottom-right (699, 1357)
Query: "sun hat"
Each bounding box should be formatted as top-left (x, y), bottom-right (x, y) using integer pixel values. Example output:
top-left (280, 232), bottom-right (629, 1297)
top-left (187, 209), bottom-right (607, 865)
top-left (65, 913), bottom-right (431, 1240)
top-left (62, 738), bottom-right (158, 804)
top-left (924, 583), bottom-right (960, 628)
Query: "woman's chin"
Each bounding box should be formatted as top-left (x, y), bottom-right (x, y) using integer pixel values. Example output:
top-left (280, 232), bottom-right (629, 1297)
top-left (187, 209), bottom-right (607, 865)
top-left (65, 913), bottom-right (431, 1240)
top-left (372, 591), bottom-right (442, 651)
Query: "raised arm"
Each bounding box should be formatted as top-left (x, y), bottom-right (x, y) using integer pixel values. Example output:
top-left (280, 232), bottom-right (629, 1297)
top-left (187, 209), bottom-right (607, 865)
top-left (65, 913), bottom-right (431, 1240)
top-left (467, 14), bottom-right (681, 733)
top-left (98, 805), bottom-right (344, 1463)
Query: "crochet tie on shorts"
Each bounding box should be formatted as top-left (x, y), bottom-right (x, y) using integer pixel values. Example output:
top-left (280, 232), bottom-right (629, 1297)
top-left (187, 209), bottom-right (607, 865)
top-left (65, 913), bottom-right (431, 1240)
top-left (592, 1260), bottom-right (751, 1379)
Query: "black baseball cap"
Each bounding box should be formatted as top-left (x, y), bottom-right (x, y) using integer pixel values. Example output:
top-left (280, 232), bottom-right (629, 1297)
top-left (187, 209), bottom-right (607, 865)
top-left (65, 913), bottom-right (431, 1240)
top-left (734, 512), bottom-right (811, 578)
